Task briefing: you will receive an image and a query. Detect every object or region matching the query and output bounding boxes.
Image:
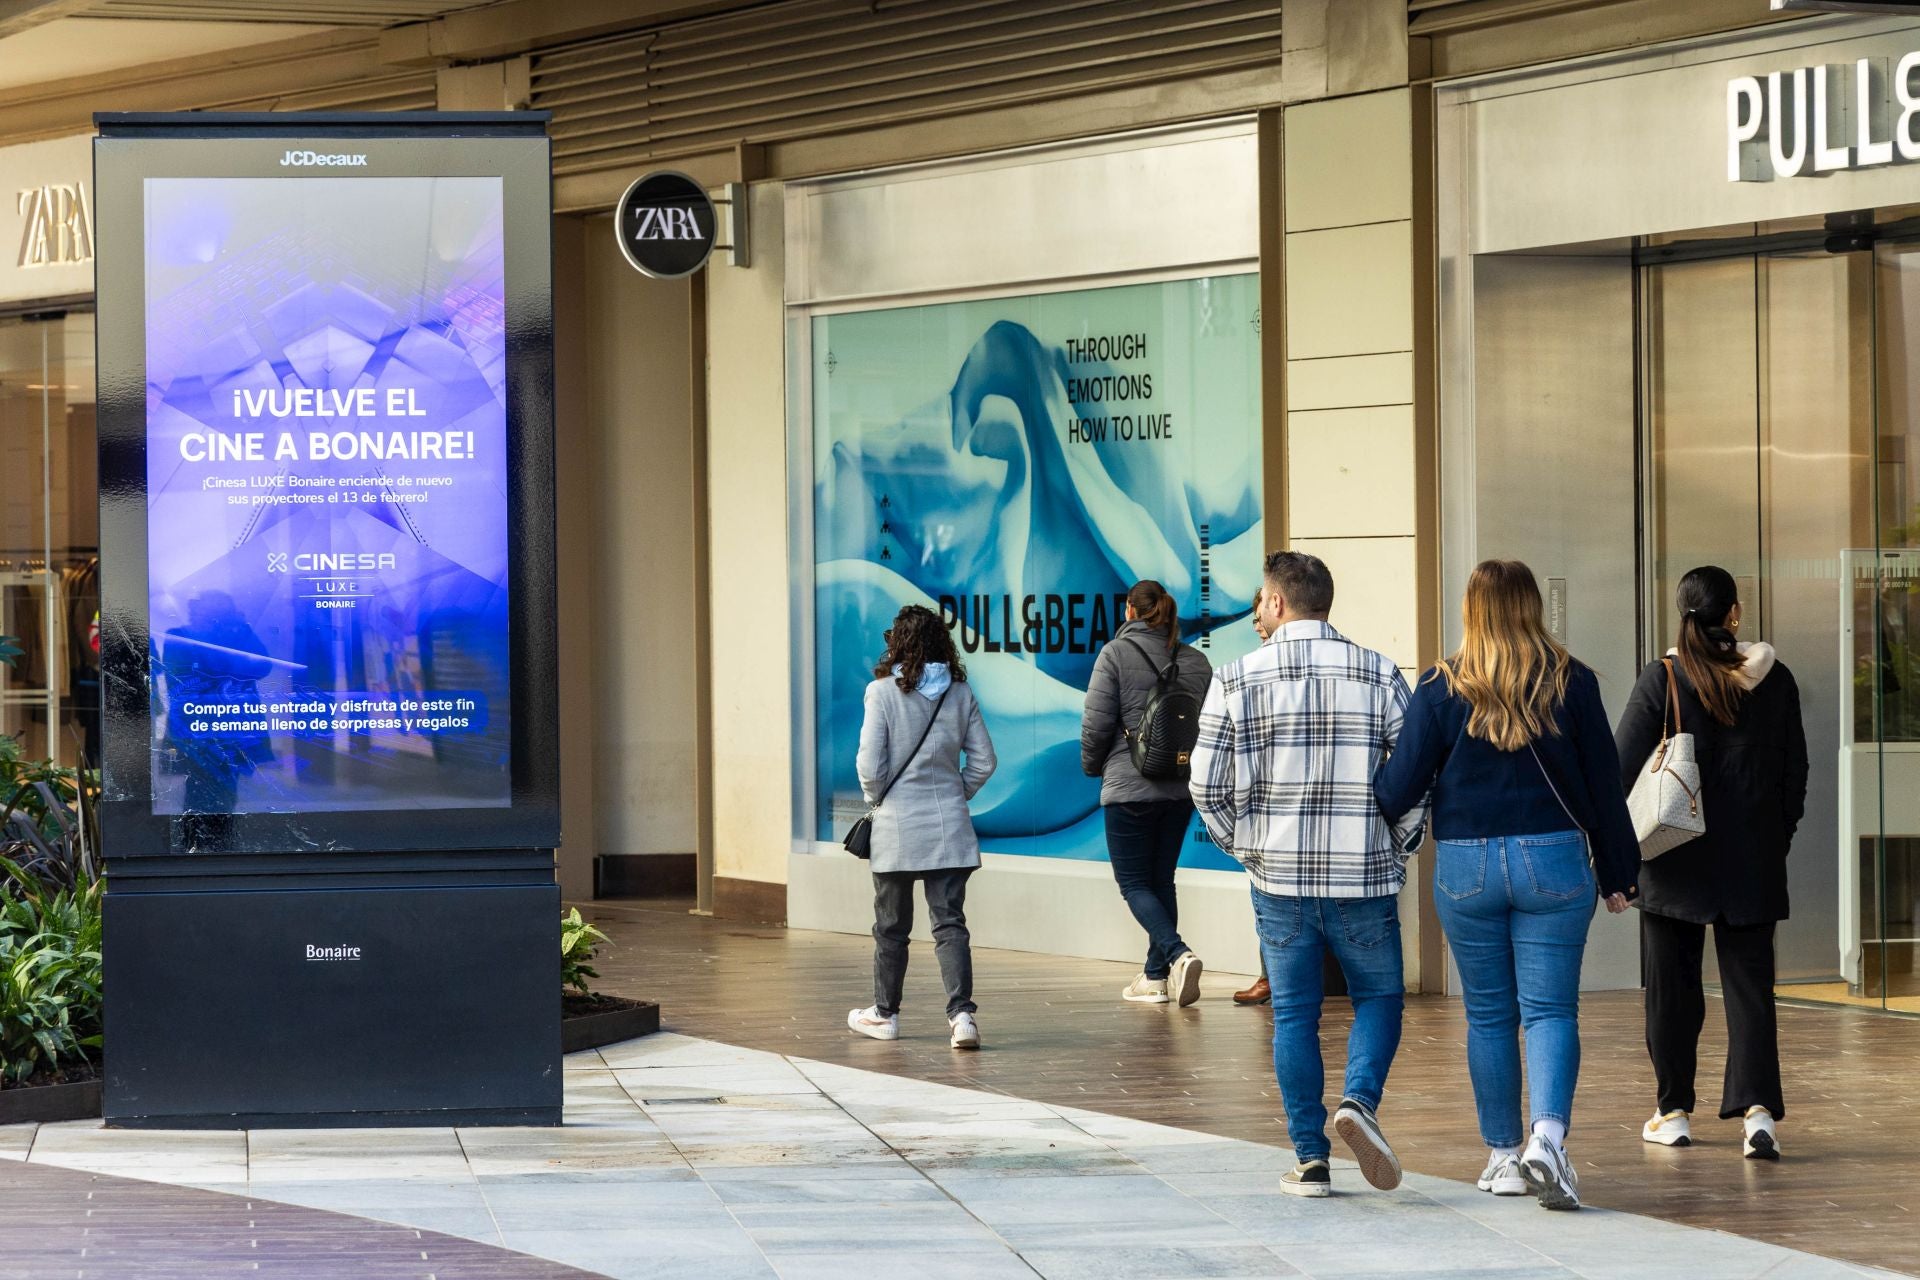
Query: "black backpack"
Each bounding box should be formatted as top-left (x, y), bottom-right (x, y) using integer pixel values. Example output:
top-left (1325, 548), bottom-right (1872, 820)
top-left (1121, 637), bottom-right (1201, 781)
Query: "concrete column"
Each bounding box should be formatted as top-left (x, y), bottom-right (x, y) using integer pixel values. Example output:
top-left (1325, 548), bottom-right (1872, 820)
top-left (702, 181), bottom-right (791, 923)
top-left (1281, 88), bottom-right (1427, 988)
top-left (559, 219), bottom-right (703, 899)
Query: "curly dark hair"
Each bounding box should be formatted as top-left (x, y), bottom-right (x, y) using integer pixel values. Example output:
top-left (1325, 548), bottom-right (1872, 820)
top-left (874, 604), bottom-right (966, 693)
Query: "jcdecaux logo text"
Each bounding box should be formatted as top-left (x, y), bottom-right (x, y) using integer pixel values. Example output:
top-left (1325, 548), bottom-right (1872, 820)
top-left (279, 151), bottom-right (368, 168)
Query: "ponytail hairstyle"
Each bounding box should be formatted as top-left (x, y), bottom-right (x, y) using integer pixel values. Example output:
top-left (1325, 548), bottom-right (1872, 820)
top-left (1674, 565), bottom-right (1746, 726)
top-left (1436, 559), bottom-right (1573, 751)
top-left (1127, 580), bottom-right (1180, 652)
top-left (874, 603), bottom-right (965, 693)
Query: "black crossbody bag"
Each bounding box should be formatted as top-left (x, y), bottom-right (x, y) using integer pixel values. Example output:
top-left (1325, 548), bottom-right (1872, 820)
top-left (843, 688), bottom-right (950, 859)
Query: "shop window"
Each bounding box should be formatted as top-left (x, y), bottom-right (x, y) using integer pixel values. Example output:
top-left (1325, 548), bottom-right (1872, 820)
top-left (804, 275), bottom-right (1263, 866)
top-left (0, 312), bottom-right (97, 769)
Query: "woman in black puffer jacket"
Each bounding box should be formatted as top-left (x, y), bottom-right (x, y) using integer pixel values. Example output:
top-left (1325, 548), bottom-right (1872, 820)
top-left (1615, 566), bottom-right (1808, 1162)
top-left (1080, 580), bottom-right (1213, 1007)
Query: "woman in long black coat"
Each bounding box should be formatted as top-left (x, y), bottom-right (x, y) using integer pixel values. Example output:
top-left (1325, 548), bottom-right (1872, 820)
top-left (1615, 566), bottom-right (1808, 1162)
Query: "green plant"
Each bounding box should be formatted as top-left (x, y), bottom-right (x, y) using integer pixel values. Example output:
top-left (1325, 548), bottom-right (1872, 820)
top-left (0, 633), bottom-right (104, 1086)
top-left (0, 857), bottom-right (103, 1086)
top-left (0, 632), bottom-right (99, 889)
top-left (561, 907), bottom-right (608, 996)
top-left (0, 746), bottom-right (93, 892)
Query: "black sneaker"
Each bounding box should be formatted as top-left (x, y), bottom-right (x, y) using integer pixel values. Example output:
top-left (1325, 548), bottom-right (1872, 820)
top-left (1333, 1097), bottom-right (1403, 1191)
top-left (1280, 1159), bottom-right (1331, 1198)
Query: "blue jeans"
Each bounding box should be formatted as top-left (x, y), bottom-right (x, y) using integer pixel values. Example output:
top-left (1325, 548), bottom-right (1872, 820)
top-left (1433, 831), bottom-right (1594, 1147)
top-left (1251, 889), bottom-right (1405, 1163)
top-left (1105, 800), bottom-right (1193, 979)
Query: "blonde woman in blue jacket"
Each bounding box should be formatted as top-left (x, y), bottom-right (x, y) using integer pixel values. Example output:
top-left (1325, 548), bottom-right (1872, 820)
top-left (1375, 561), bottom-right (1636, 1211)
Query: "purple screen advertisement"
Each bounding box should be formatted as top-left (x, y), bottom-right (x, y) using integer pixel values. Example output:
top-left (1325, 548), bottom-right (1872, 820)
top-left (143, 176), bottom-right (511, 816)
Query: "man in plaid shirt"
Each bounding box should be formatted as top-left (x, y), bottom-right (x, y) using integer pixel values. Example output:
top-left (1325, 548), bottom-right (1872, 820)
top-left (1189, 551), bottom-right (1424, 1199)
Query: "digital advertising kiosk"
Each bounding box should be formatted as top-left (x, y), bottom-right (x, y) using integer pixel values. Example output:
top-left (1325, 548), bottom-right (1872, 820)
top-left (92, 112), bottom-right (561, 1127)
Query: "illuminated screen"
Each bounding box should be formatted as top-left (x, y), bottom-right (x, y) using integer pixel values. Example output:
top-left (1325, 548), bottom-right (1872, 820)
top-left (143, 176), bottom-right (510, 816)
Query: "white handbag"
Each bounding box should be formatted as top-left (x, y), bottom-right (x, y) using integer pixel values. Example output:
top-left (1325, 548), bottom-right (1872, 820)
top-left (1629, 658), bottom-right (1705, 860)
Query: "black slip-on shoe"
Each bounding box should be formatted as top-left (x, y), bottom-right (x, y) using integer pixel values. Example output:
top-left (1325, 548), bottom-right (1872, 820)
top-left (1334, 1098), bottom-right (1403, 1191)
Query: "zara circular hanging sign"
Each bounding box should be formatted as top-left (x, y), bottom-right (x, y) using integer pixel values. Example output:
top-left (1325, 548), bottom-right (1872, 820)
top-left (614, 170), bottom-right (717, 279)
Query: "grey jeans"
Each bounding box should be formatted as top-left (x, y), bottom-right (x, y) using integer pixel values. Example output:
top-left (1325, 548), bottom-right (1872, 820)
top-left (871, 868), bottom-right (976, 1019)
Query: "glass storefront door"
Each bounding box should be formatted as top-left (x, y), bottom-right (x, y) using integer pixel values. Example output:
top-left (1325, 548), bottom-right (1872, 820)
top-left (1864, 242), bottom-right (1920, 1012)
top-left (0, 311), bottom-right (98, 771)
top-left (1642, 239), bottom-right (1920, 1013)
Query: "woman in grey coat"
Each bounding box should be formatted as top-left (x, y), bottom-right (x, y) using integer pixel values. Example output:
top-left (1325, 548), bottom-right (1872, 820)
top-left (1080, 580), bottom-right (1214, 1007)
top-left (848, 604), bottom-right (997, 1050)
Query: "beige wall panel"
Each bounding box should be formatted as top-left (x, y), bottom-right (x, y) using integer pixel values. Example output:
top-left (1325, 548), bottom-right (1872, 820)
top-left (1290, 535), bottom-right (1419, 669)
top-left (1285, 221), bottom-right (1413, 360)
top-left (788, 126), bottom-right (1257, 306)
top-left (1288, 405), bottom-right (1417, 540)
top-left (435, 62), bottom-right (507, 110)
top-left (1396, 871), bottom-right (1423, 988)
top-left (1326, 0), bottom-right (1410, 96)
top-left (1287, 351), bottom-right (1413, 411)
top-left (706, 181), bottom-right (793, 888)
top-left (1284, 0), bottom-right (1328, 52)
top-left (552, 215), bottom-right (597, 899)
top-left (1278, 43), bottom-right (1330, 104)
top-left (1283, 89), bottom-right (1412, 232)
top-left (583, 215), bottom-right (700, 859)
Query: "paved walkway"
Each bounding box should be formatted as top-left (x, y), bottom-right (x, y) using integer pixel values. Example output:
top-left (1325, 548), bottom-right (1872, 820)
top-left (2, 1031), bottom-right (1899, 1280)
top-left (0, 1156), bottom-right (602, 1280)
top-left (579, 900), bottom-right (1920, 1275)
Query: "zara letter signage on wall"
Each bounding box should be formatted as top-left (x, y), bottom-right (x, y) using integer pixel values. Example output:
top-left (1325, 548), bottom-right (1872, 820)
top-left (1727, 54), bottom-right (1920, 180)
top-left (614, 170), bottom-right (718, 278)
top-left (1, 133), bottom-right (96, 304)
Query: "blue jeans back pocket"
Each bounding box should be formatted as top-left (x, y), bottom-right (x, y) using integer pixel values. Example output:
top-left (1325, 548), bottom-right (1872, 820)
top-left (1252, 891), bottom-right (1303, 949)
top-left (1434, 839), bottom-right (1488, 900)
top-left (1519, 831), bottom-right (1592, 900)
top-left (1335, 895), bottom-right (1398, 949)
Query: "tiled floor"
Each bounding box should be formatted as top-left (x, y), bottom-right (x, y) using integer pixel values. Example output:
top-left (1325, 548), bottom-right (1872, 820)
top-left (3, 1032), bottom-right (1901, 1280)
top-left (582, 900), bottom-right (1920, 1275)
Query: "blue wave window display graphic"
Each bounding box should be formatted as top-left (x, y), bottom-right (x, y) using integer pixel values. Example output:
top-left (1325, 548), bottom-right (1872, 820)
top-left (143, 176), bottom-right (511, 817)
top-left (812, 275), bottom-right (1264, 868)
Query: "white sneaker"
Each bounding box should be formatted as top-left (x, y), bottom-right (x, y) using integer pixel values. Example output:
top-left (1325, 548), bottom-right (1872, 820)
top-left (846, 1006), bottom-right (898, 1041)
top-left (1122, 974), bottom-right (1169, 1004)
top-left (1170, 951), bottom-right (1204, 1008)
top-left (1519, 1134), bottom-right (1580, 1211)
top-left (949, 1011), bottom-right (981, 1050)
top-left (1642, 1110), bottom-right (1692, 1147)
top-left (1743, 1106), bottom-right (1780, 1161)
top-left (1477, 1151), bottom-right (1527, 1196)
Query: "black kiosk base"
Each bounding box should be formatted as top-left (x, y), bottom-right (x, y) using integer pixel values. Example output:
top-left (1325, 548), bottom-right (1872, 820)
top-left (103, 853), bottom-right (562, 1129)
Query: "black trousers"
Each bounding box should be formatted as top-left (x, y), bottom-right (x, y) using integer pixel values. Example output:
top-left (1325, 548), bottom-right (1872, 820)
top-left (1104, 800), bottom-right (1193, 979)
top-left (1642, 911), bottom-right (1785, 1121)
top-left (871, 868), bottom-right (975, 1019)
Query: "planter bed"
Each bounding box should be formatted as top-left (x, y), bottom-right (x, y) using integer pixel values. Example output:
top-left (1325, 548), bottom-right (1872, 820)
top-left (562, 994), bottom-right (659, 1054)
top-left (0, 1062), bottom-right (103, 1124)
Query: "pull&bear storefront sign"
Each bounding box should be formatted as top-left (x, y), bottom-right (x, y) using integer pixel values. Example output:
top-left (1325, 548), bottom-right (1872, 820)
top-left (1728, 54), bottom-right (1920, 179)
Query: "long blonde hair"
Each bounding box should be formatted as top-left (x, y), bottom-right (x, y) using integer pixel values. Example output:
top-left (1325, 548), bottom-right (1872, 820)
top-left (1435, 559), bottom-right (1573, 751)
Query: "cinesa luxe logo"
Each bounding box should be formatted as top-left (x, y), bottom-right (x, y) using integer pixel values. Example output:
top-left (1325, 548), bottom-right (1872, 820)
top-left (269, 551), bottom-right (397, 573)
top-left (279, 150), bottom-right (368, 168)
top-left (305, 944), bottom-right (362, 962)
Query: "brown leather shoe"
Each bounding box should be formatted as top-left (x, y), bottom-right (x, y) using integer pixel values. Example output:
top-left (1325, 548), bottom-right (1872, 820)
top-left (1233, 977), bottom-right (1270, 1006)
